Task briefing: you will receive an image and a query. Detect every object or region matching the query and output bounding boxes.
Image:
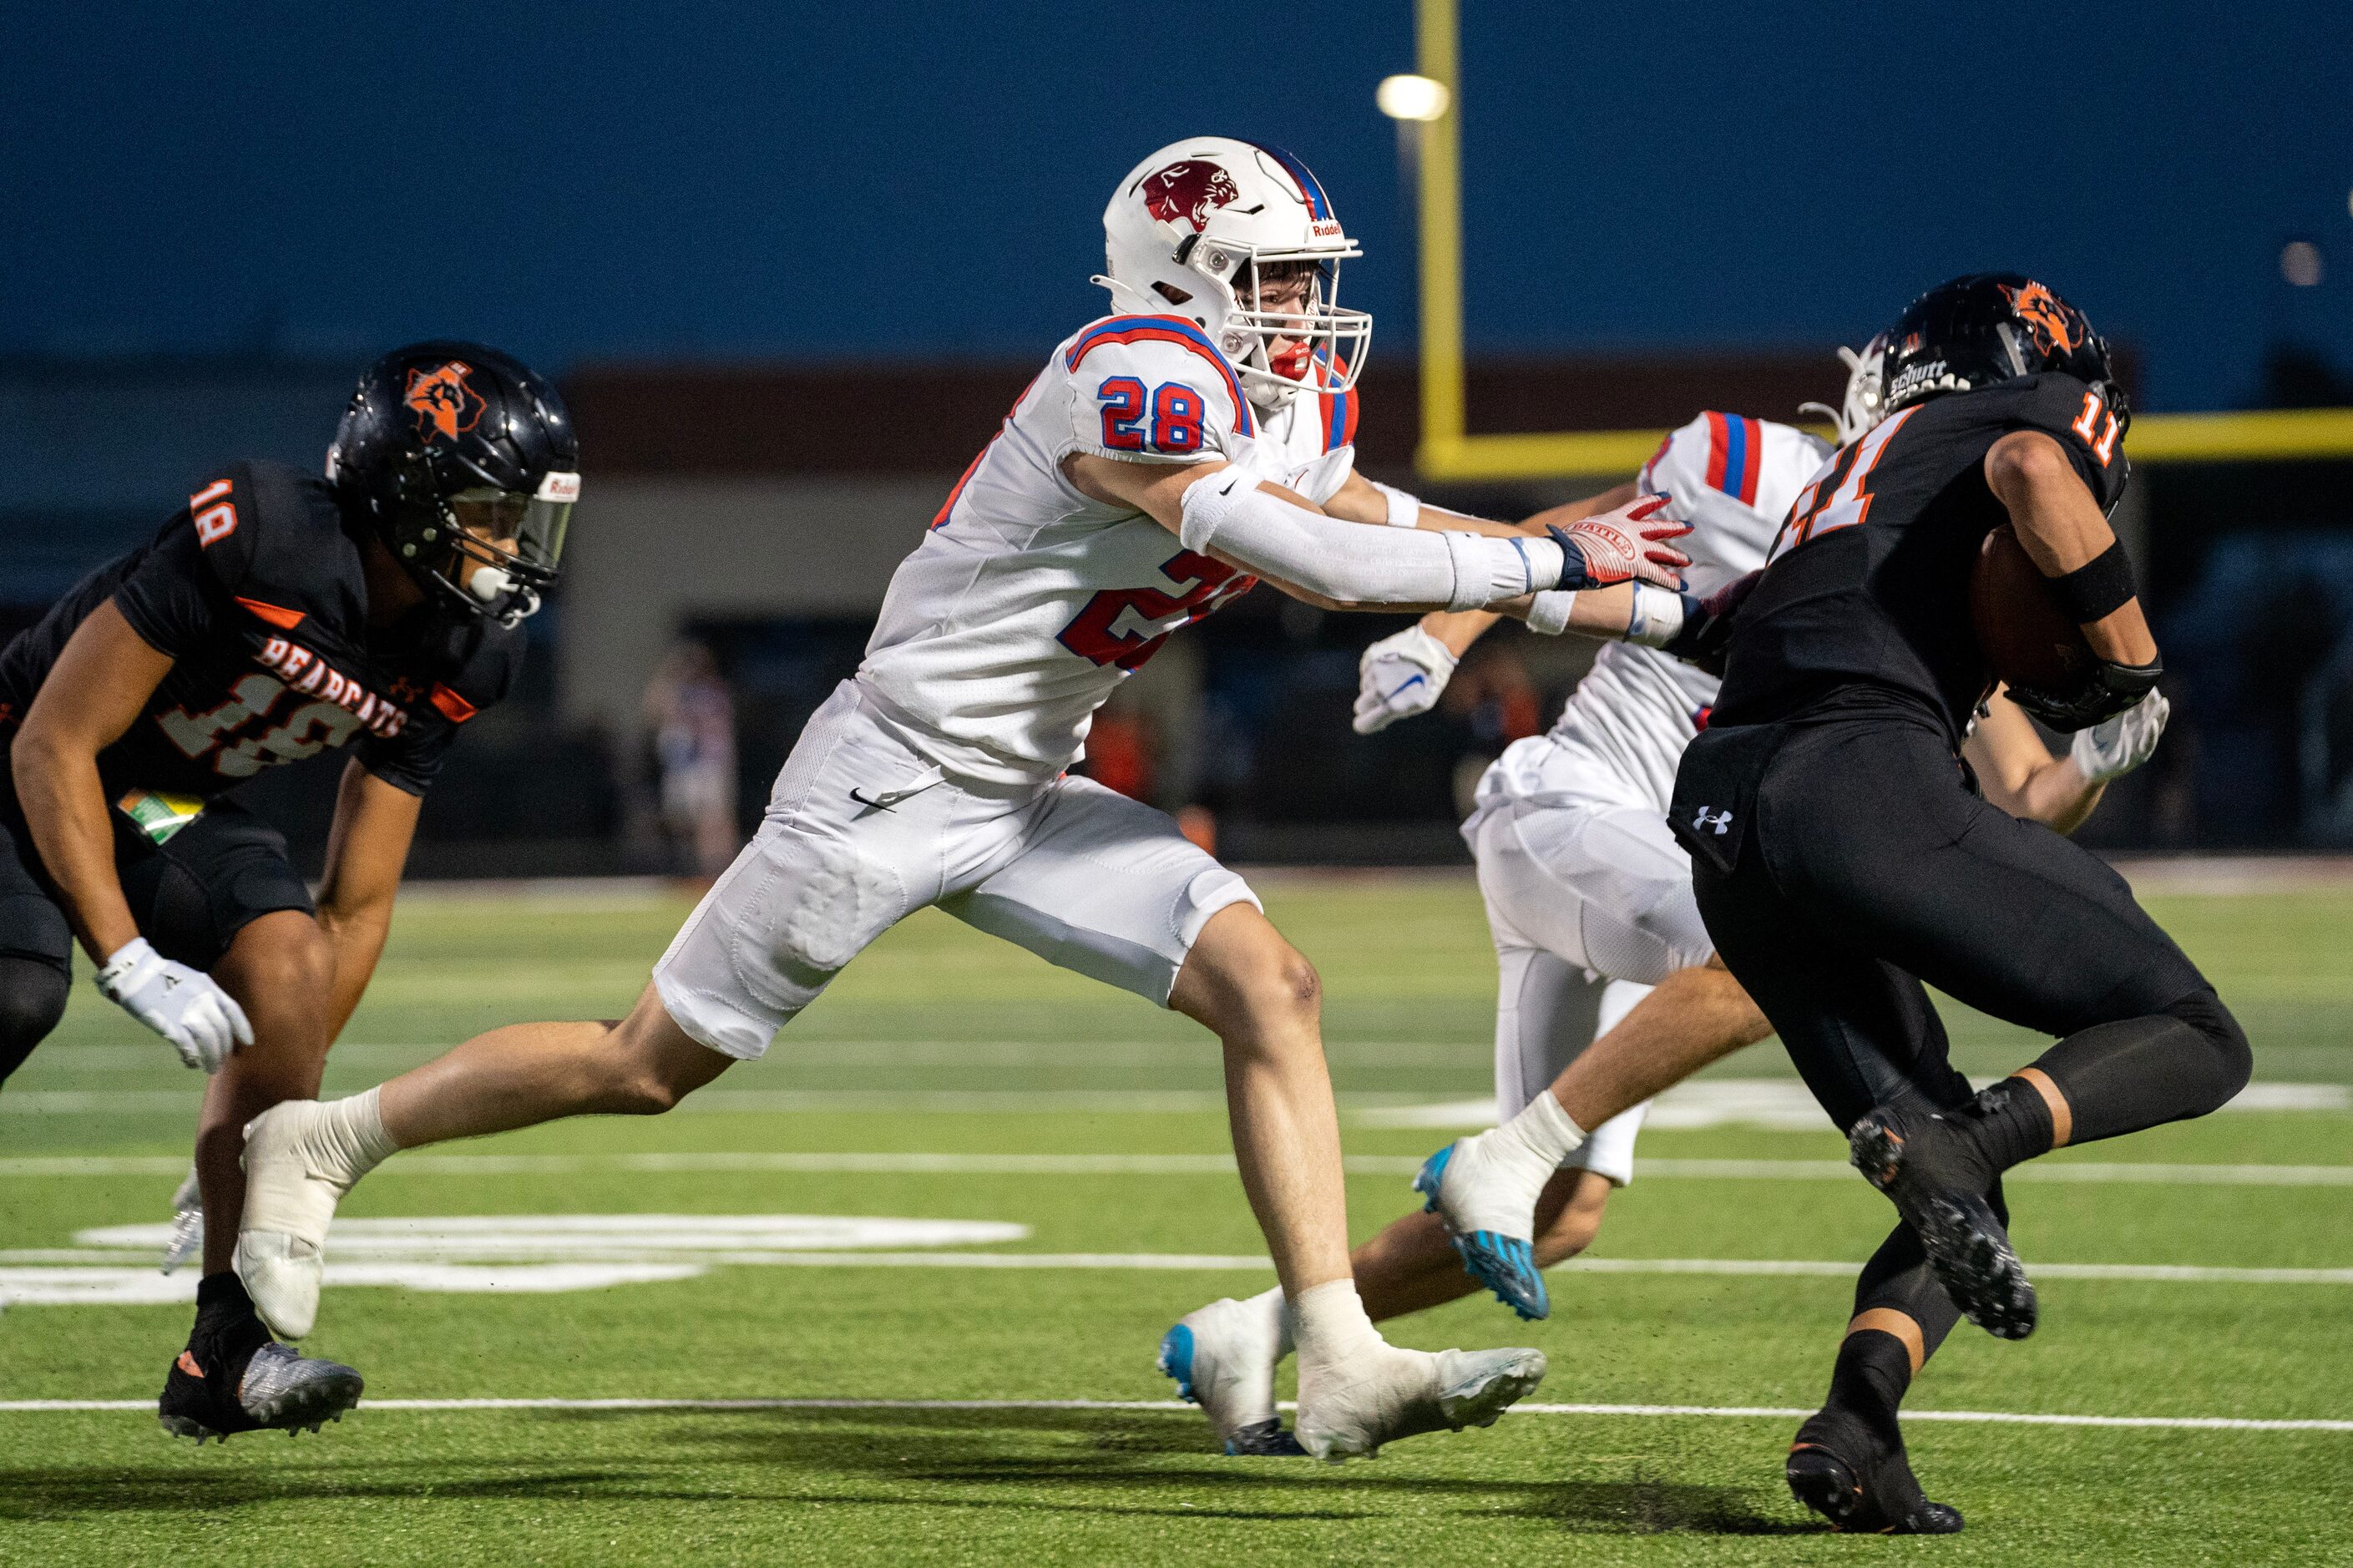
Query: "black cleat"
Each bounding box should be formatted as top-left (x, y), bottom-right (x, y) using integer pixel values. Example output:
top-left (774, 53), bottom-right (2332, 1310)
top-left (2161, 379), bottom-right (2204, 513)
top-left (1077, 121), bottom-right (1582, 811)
top-left (159, 1338), bottom-right (364, 1444)
top-left (1222, 1419), bottom-right (1309, 1457)
top-left (1786, 1409), bottom-right (1964, 1535)
top-left (1850, 1105), bottom-right (2037, 1340)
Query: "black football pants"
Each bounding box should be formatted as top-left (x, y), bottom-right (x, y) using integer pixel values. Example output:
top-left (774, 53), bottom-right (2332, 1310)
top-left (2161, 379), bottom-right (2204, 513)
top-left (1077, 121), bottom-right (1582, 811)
top-left (0, 786), bottom-right (313, 1088)
top-left (1673, 715), bottom-right (2248, 1358)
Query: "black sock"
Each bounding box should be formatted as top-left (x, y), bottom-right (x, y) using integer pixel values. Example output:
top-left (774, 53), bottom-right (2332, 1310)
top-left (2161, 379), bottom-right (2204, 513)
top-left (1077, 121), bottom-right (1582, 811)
top-left (191, 1272), bottom-right (264, 1350)
top-left (1958, 1077), bottom-right (2055, 1174)
top-left (1824, 1328), bottom-right (1914, 1429)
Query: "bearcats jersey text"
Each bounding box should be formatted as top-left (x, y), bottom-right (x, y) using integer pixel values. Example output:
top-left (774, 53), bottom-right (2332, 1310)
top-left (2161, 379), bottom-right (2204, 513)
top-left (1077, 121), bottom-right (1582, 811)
top-left (858, 315), bottom-right (1359, 785)
top-left (0, 461), bottom-right (522, 802)
top-left (1713, 373), bottom-right (2130, 741)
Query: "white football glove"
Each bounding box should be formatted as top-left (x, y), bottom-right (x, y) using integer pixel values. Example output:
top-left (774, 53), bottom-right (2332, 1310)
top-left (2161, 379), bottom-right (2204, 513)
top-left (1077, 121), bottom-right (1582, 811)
top-left (1354, 626), bottom-right (1459, 735)
top-left (95, 938), bottom-right (252, 1073)
top-left (2070, 689), bottom-right (2170, 784)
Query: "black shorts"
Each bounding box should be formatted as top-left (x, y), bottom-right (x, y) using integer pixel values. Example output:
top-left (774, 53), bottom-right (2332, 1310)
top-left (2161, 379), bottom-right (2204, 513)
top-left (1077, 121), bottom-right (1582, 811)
top-left (0, 785), bottom-right (314, 976)
top-left (1670, 713), bottom-right (2209, 1130)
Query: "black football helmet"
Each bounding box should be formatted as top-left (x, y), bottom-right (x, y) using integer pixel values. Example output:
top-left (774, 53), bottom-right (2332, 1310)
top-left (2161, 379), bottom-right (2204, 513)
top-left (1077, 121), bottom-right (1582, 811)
top-left (327, 341), bottom-right (580, 625)
top-left (1877, 272), bottom-right (2128, 434)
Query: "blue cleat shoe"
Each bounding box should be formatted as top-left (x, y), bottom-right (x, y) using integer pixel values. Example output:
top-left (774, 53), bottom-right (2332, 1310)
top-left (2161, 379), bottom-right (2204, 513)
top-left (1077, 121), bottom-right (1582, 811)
top-left (1157, 1298), bottom-right (1305, 1456)
top-left (1415, 1141), bottom-right (1551, 1321)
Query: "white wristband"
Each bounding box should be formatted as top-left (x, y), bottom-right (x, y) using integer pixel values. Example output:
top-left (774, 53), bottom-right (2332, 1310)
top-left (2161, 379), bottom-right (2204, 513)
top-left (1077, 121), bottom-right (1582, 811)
top-left (1369, 480), bottom-right (1422, 529)
top-left (1525, 590), bottom-right (1575, 636)
top-left (1439, 533), bottom-right (1566, 613)
top-left (1624, 585), bottom-right (1689, 649)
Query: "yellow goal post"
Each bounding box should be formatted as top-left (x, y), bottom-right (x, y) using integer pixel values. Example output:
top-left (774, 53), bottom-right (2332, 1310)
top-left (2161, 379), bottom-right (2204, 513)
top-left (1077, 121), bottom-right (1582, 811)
top-left (1407, 0), bottom-right (2353, 482)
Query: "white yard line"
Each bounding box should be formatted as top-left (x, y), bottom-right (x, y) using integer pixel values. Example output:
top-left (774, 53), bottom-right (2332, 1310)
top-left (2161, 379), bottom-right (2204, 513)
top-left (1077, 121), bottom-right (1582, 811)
top-left (1, 1394), bottom-right (2345, 1433)
top-left (7, 1151), bottom-right (2352, 1187)
top-left (17, 1247), bottom-right (2340, 1285)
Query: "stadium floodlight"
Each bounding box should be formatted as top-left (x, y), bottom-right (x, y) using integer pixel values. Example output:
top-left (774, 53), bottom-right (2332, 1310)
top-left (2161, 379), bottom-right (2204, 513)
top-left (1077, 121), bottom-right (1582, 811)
top-left (1404, 0), bottom-right (2353, 478)
top-left (2281, 240), bottom-right (2324, 287)
top-left (1376, 73), bottom-right (1450, 122)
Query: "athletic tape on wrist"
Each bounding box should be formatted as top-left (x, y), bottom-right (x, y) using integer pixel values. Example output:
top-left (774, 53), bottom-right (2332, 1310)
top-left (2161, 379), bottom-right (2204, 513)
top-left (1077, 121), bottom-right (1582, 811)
top-left (1525, 589), bottom-right (1574, 636)
top-left (1369, 480), bottom-right (1422, 529)
top-left (1623, 585), bottom-right (1689, 649)
top-left (2048, 539), bottom-right (2138, 625)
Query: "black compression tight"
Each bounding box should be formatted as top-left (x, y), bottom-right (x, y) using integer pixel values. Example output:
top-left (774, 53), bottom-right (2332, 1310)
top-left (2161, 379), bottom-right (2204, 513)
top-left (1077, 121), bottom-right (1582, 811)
top-left (0, 955), bottom-right (69, 1087)
top-left (2025, 987), bottom-right (2251, 1145)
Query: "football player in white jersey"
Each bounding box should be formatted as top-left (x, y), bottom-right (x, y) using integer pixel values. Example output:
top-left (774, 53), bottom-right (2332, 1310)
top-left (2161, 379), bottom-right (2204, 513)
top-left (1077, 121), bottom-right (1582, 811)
top-left (1158, 346), bottom-right (2170, 1444)
top-left (231, 137), bottom-right (1699, 1462)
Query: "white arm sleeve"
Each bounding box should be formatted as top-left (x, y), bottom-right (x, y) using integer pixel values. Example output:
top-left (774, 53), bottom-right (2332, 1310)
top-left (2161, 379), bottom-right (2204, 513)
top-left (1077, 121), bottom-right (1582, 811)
top-left (1179, 468), bottom-right (1564, 611)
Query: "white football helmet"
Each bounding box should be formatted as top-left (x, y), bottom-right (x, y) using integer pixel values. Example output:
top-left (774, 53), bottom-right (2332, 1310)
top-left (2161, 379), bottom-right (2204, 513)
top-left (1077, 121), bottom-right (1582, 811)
top-left (1098, 137), bottom-right (1371, 408)
top-left (1802, 332), bottom-right (1890, 445)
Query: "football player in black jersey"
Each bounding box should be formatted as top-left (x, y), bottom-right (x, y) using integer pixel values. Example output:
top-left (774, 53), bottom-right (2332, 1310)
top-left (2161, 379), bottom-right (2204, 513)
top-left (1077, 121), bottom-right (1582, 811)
top-left (1666, 276), bottom-right (2249, 1532)
top-left (0, 341), bottom-right (579, 1440)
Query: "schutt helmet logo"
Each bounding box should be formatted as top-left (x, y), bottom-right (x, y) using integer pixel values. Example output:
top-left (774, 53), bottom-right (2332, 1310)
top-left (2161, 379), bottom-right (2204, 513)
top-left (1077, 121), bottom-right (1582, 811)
top-left (403, 362), bottom-right (488, 444)
top-left (1999, 281), bottom-right (2082, 357)
top-left (1141, 159), bottom-right (1240, 232)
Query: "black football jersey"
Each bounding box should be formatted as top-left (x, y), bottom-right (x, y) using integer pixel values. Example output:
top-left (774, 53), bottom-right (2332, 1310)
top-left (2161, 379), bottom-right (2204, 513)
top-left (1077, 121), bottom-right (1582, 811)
top-left (0, 460), bottom-right (523, 803)
top-left (1711, 372), bottom-right (2131, 741)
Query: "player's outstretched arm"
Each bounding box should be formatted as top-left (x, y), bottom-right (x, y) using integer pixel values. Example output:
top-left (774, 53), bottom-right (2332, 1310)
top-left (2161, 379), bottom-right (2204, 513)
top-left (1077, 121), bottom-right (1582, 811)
top-left (1965, 685), bottom-right (2170, 835)
top-left (1065, 453), bottom-right (1621, 614)
top-left (11, 601), bottom-right (252, 1070)
top-left (313, 760), bottom-right (426, 1042)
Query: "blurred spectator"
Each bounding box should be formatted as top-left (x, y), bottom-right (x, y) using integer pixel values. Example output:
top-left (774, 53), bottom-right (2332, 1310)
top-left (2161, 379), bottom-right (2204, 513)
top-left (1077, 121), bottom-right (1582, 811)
top-left (1442, 641), bottom-right (1543, 818)
top-left (643, 640), bottom-right (739, 878)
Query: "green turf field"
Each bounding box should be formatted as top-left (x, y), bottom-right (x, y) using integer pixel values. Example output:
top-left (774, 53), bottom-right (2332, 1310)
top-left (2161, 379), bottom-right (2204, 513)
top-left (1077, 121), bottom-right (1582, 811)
top-left (2, 872), bottom-right (2348, 1565)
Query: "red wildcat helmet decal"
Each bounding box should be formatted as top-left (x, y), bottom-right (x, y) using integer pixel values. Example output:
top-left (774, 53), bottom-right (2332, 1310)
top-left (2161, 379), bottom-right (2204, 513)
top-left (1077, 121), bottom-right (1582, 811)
top-left (403, 362), bottom-right (488, 444)
top-left (1141, 159), bottom-right (1240, 232)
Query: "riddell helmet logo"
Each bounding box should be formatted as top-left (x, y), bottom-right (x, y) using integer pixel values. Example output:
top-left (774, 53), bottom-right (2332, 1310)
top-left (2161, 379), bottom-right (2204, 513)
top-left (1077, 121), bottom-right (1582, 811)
top-left (403, 362), bottom-right (487, 444)
top-left (1141, 160), bottom-right (1240, 232)
top-left (1999, 281), bottom-right (2082, 356)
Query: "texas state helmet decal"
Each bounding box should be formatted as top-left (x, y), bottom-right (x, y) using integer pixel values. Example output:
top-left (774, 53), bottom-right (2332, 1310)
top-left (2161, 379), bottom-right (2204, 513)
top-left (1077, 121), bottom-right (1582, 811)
top-left (403, 361), bottom-right (488, 445)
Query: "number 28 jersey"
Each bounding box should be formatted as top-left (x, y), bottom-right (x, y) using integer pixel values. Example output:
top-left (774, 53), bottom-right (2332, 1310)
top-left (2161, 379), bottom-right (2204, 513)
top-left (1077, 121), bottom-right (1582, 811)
top-left (1712, 372), bottom-right (2131, 742)
top-left (858, 314), bottom-right (1359, 786)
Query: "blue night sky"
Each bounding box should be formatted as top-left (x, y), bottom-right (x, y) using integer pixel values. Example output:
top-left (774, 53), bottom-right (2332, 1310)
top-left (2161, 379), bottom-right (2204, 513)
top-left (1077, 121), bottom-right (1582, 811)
top-left (5, 1), bottom-right (2349, 411)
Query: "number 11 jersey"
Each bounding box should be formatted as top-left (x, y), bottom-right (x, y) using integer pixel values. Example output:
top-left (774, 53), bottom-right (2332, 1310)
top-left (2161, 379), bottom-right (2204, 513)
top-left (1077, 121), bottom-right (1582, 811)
top-left (858, 313), bottom-right (1359, 787)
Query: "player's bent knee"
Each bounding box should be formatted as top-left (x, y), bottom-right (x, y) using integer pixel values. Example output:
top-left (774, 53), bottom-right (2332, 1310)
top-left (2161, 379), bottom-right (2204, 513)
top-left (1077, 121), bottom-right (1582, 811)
top-left (223, 914), bottom-right (337, 1013)
top-left (1173, 908), bottom-right (1322, 1035)
top-left (597, 989), bottom-right (736, 1115)
top-left (2167, 986), bottom-right (2252, 1109)
top-left (0, 958), bottom-right (68, 1083)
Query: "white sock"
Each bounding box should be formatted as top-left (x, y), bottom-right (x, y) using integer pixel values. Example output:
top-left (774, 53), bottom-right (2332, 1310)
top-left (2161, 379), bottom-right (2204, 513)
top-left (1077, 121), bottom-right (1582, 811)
top-left (326, 1085), bottom-right (402, 1176)
top-left (1492, 1089), bottom-right (1586, 1176)
top-left (1245, 1285), bottom-right (1293, 1360)
top-left (1289, 1279), bottom-right (1383, 1366)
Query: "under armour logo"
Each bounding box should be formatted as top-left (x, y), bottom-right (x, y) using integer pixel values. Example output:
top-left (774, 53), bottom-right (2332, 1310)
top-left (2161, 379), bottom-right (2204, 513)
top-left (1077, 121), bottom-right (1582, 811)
top-left (1691, 806), bottom-right (1732, 836)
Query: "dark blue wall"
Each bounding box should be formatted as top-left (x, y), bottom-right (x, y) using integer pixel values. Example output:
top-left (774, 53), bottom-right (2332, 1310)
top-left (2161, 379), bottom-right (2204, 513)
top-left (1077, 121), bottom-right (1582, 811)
top-left (6, 2), bottom-right (2350, 408)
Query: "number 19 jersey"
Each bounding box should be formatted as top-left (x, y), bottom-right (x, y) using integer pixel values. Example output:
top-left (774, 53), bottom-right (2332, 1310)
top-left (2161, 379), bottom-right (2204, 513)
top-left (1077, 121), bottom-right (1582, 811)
top-left (857, 314), bottom-right (1359, 787)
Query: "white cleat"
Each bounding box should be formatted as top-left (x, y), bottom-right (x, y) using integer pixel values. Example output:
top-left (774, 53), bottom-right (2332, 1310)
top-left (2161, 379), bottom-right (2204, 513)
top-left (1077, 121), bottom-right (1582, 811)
top-left (1293, 1342), bottom-right (1547, 1462)
top-left (1414, 1133), bottom-right (1553, 1320)
top-left (235, 1101), bottom-right (373, 1341)
top-left (1156, 1296), bottom-right (1303, 1456)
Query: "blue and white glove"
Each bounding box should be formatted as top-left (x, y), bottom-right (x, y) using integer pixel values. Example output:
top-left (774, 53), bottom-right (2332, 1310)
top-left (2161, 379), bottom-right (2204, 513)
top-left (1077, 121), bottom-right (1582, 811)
top-left (95, 938), bottom-right (252, 1072)
top-left (2069, 689), bottom-right (2170, 783)
top-left (1353, 626), bottom-right (1458, 734)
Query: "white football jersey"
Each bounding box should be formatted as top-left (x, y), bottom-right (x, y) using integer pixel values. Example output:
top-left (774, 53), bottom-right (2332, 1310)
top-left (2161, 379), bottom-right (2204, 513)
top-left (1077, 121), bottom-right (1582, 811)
top-left (858, 315), bottom-right (1359, 785)
top-left (1479, 412), bottom-right (1832, 816)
